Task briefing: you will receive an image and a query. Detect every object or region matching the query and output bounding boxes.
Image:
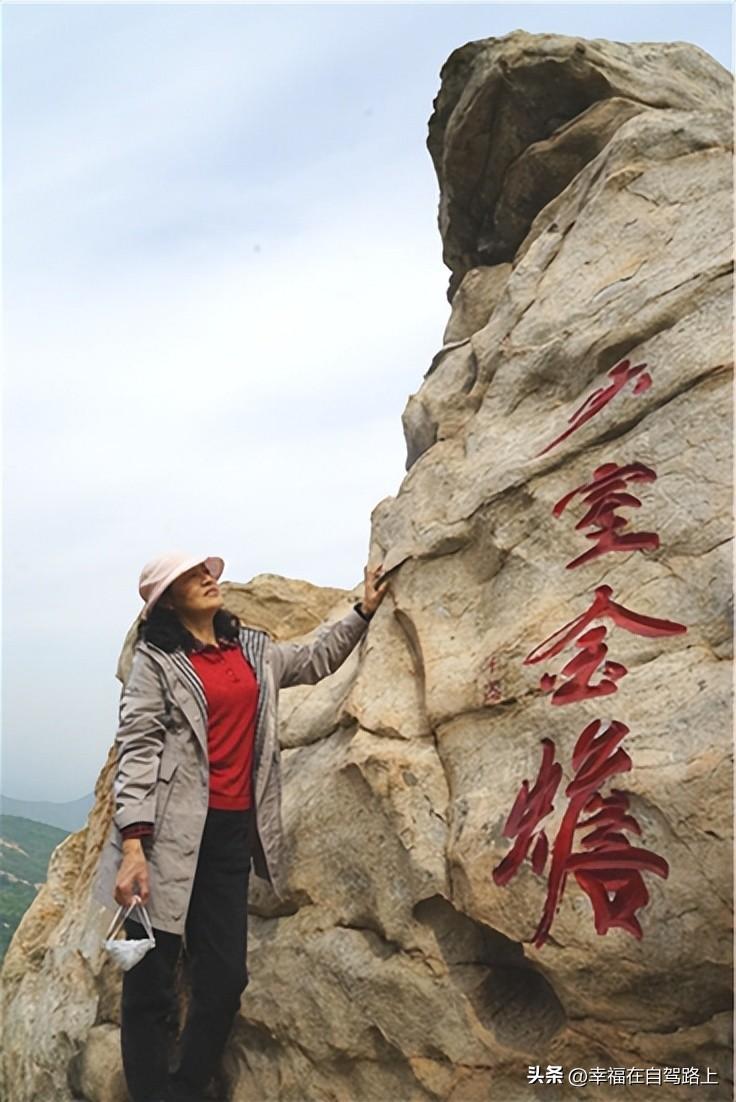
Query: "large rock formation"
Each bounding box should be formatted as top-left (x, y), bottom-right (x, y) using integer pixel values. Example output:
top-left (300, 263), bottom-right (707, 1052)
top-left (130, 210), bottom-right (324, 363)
top-left (1, 29), bottom-right (732, 1102)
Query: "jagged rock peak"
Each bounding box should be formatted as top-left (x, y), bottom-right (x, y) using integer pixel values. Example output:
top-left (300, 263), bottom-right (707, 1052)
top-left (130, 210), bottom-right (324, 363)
top-left (427, 29), bottom-right (732, 300)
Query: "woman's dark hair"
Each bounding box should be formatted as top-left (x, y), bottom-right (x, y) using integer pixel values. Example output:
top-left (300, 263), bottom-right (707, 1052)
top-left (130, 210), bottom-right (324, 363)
top-left (137, 602), bottom-right (242, 653)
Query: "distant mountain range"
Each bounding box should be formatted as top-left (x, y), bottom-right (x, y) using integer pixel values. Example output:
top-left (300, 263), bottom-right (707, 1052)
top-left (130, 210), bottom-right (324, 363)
top-left (0, 792), bottom-right (95, 833)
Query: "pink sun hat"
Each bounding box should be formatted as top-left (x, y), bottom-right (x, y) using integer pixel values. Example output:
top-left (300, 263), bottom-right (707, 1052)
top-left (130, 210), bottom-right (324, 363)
top-left (138, 551), bottom-right (225, 621)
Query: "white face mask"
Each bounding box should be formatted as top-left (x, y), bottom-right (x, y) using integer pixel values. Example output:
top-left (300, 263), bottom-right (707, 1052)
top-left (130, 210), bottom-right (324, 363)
top-left (102, 895), bottom-right (156, 971)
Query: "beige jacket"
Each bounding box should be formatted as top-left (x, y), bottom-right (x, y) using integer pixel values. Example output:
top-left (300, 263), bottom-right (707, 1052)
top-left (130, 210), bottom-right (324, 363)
top-left (90, 605), bottom-right (370, 934)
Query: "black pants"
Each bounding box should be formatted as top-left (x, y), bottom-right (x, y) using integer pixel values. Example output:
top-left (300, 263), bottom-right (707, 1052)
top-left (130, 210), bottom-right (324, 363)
top-left (121, 807), bottom-right (252, 1102)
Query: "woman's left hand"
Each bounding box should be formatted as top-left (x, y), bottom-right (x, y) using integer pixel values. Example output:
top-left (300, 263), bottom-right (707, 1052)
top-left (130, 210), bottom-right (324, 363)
top-left (362, 562), bottom-right (391, 617)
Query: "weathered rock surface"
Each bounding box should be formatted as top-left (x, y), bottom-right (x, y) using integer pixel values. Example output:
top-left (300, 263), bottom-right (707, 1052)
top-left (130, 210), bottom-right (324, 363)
top-left (1, 29), bottom-right (732, 1102)
top-left (427, 31), bottom-right (731, 300)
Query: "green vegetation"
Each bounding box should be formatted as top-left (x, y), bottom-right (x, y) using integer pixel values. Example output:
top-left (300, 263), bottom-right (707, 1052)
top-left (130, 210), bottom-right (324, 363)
top-left (0, 814), bottom-right (69, 962)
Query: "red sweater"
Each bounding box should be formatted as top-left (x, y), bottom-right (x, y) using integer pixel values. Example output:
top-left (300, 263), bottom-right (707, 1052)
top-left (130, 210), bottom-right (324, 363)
top-left (120, 636), bottom-right (259, 840)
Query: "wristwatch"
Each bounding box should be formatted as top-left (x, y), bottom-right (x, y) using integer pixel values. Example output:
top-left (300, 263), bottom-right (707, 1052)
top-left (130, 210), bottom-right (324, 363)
top-left (353, 601), bottom-right (374, 622)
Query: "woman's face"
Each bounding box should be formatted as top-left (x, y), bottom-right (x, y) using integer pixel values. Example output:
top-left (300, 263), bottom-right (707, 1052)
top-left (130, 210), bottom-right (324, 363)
top-left (160, 561), bottom-right (224, 618)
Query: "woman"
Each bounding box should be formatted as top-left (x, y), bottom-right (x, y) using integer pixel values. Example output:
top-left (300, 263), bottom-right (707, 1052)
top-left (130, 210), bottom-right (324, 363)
top-left (91, 550), bottom-right (389, 1102)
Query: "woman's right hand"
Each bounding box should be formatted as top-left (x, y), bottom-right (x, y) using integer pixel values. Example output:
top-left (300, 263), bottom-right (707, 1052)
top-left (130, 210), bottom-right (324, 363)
top-left (114, 841), bottom-right (150, 907)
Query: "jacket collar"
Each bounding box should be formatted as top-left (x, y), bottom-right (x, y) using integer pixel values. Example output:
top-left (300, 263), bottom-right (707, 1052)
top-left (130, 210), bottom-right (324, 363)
top-left (188, 635), bottom-right (239, 654)
top-left (138, 627), bottom-right (271, 768)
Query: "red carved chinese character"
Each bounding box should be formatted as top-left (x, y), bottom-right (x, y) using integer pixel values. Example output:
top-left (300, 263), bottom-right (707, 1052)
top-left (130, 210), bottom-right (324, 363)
top-left (492, 721), bottom-right (669, 947)
top-left (553, 462), bottom-right (660, 569)
top-left (536, 359), bottom-right (652, 457)
top-left (525, 585), bottom-right (686, 704)
top-left (492, 739), bottom-right (562, 886)
top-left (530, 719), bottom-right (668, 946)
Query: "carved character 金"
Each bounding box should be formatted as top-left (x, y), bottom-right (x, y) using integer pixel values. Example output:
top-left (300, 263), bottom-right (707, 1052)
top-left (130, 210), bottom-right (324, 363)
top-left (524, 585), bottom-right (687, 705)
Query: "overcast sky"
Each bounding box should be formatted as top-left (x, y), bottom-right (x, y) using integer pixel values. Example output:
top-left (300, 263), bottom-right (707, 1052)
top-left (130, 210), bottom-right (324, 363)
top-left (2, 2), bottom-right (732, 804)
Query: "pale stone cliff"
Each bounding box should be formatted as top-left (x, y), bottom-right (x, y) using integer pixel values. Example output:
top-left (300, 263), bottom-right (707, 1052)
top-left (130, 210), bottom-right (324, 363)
top-left (1, 30), bottom-right (732, 1102)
